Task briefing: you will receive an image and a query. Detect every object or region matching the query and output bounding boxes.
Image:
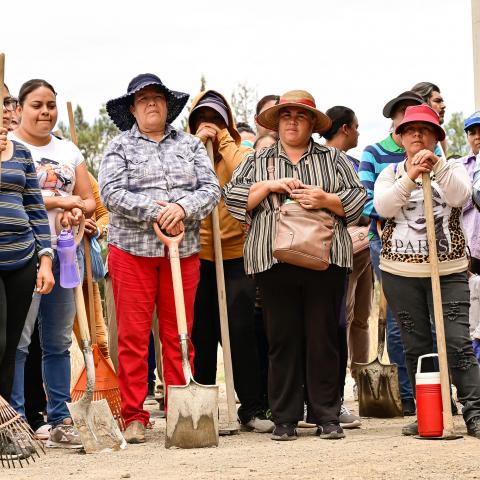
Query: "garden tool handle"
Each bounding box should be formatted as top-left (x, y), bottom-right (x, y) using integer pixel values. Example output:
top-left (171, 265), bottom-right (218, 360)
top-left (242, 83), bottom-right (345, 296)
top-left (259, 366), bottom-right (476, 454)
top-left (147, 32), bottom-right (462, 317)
top-left (422, 171), bottom-right (455, 436)
top-left (55, 211), bottom-right (85, 245)
top-left (84, 238), bottom-right (97, 344)
top-left (377, 286), bottom-right (388, 360)
top-left (206, 139), bottom-right (238, 429)
top-left (153, 223), bottom-right (188, 335)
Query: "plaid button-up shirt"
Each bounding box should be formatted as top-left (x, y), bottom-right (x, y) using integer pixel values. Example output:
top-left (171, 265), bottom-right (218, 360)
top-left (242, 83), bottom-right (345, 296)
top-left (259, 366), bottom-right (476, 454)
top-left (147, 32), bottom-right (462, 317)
top-left (99, 123), bottom-right (220, 258)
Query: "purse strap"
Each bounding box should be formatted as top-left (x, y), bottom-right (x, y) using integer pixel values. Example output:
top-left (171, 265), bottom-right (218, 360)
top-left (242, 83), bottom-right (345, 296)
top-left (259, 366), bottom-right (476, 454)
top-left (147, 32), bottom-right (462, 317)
top-left (267, 156), bottom-right (280, 211)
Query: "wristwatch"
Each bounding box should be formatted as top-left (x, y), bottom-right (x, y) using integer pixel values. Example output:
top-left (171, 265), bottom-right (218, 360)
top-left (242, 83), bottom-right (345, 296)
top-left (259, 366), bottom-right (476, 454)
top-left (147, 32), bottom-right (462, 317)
top-left (38, 248), bottom-right (55, 261)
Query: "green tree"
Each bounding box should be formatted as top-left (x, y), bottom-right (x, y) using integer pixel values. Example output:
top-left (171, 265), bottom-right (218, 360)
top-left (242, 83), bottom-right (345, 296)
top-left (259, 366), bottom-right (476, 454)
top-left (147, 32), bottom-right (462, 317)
top-left (445, 112), bottom-right (468, 157)
top-left (59, 105), bottom-right (118, 178)
top-left (230, 82), bottom-right (257, 126)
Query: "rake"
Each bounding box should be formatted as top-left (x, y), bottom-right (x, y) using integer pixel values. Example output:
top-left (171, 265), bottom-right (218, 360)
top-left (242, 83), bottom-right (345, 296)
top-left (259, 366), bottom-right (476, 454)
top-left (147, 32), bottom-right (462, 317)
top-left (0, 394), bottom-right (44, 468)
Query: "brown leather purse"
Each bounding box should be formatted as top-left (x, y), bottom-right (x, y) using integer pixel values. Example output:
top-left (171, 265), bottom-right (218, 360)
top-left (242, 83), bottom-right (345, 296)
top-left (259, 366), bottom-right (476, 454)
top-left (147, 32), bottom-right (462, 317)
top-left (267, 157), bottom-right (336, 271)
top-left (348, 225), bottom-right (370, 255)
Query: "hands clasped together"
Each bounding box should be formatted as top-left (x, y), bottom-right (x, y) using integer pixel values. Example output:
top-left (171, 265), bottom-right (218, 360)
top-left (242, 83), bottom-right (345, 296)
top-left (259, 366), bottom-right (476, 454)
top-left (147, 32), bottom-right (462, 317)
top-left (406, 149), bottom-right (439, 181)
top-left (269, 177), bottom-right (330, 210)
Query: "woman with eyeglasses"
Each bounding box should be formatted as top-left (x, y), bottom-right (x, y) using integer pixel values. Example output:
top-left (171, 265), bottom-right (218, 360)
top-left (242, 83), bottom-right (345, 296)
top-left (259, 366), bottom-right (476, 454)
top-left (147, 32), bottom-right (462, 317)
top-left (374, 104), bottom-right (480, 439)
top-left (0, 84), bottom-right (53, 411)
top-left (10, 79), bottom-right (95, 449)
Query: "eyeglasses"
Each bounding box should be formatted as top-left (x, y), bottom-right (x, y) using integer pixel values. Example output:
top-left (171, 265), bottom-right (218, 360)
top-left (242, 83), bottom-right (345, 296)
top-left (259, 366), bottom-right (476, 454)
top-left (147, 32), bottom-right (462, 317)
top-left (402, 125), bottom-right (435, 136)
top-left (3, 97), bottom-right (18, 112)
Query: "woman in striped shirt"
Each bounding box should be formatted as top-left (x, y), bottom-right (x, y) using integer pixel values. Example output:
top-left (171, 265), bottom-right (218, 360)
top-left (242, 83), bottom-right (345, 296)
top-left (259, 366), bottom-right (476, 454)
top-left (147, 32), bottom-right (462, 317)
top-left (224, 90), bottom-right (366, 441)
top-left (0, 84), bottom-right (53, 406)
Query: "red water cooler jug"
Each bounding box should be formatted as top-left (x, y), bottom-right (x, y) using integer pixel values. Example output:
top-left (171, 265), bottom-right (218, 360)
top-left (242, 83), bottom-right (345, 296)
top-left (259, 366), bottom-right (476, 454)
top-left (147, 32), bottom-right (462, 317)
top-left (416, 353), bottom-right (443, 437)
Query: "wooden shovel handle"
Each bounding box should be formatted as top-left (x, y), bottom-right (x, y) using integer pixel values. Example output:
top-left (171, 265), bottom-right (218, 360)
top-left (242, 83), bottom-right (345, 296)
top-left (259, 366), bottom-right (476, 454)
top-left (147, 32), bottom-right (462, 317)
top-left (153, 223), bottom-right (187, 335)
top-left (422, 172), bottom-right (455, 436)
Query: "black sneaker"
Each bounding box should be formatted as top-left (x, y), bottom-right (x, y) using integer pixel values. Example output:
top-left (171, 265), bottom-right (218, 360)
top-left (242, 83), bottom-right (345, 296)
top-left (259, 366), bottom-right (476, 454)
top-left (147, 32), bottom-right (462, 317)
top-left (316, 423), bottom-right (345, 439)
top-left (271, 423), bottom-right (297, 441)
top-left (402, 398), bottom-right (416, 416)
top-left (401, 420), bottom-right (418, 436)
top-left (466, 416), bottom-right (480, 439)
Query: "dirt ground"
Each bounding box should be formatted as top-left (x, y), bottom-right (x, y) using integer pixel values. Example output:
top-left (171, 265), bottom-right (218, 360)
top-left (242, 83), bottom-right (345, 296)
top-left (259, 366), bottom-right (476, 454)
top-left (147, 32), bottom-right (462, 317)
top-left (3, 378), bottom-right (479, 480)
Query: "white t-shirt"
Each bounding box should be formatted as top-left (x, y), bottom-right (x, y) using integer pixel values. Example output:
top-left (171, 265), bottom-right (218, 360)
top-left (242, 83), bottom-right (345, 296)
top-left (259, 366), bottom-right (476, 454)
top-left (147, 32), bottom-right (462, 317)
top-left (9, 133), bottom-right (85, 247)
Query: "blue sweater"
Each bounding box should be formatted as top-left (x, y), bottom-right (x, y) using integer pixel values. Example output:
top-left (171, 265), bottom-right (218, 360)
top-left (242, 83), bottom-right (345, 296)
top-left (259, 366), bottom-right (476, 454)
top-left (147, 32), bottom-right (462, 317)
top-left (0, 141), bottom-right (51, 270)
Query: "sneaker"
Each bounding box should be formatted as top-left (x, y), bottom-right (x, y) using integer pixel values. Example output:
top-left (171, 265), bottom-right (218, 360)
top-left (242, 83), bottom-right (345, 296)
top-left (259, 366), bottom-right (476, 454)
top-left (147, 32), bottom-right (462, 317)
top-left (298, 403), bottom-right (316, 428)
top-left (271, 423), bottom-right (297, 441)
top-left (402, 398), bottom-right (416, 416)
top-left (316, 423), bottom-right (345, 439)
top-left (401, 420), bottom-right (418, 436)
top-left (34, 424), bottom-right (52, 441)
top-left (467, 416), bottom-right (480, 439)
top-left (0, 432), bottom-right (35, 459)
top-left (124, 420), bottom-right (146, 444)
top-left (46, 419), bottom-right (82, 449)
top-left (240, 414), bottom-right (274, 433)
top-left (339, 403), bottom-right (361, 429)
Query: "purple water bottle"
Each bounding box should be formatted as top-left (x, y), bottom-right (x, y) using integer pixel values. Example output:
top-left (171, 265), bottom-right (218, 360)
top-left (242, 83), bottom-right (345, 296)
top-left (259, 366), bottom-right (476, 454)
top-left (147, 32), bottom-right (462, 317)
top-left (56, 229), bottom-right (80, 288)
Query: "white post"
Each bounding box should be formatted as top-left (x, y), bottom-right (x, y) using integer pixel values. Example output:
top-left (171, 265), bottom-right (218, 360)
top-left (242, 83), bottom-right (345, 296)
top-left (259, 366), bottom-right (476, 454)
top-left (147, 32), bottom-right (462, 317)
top-left (473, 0), bottom-right (480, 109)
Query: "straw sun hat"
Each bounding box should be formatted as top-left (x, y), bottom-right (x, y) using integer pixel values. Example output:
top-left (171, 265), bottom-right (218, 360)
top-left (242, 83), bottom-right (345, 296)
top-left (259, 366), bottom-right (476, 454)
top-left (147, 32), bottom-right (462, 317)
top-left (256, 90), bottom-right (332, 134)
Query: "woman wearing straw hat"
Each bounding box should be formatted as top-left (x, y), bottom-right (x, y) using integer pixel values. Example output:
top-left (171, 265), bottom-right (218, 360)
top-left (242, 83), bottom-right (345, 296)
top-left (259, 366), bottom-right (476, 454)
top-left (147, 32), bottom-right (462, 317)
top-left (99, 73), bottom-right (220, 443)
top-left (374, 104), bottom-right (480, 438)
top-left (224, 90), bottom-right (366, 440)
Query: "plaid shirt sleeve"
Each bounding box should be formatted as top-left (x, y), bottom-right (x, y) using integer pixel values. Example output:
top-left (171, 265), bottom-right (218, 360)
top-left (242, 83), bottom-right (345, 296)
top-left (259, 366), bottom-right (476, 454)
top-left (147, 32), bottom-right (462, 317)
top-left (175, 137), bottom-right (221, 220)
top-left (99, 135), bottom-right (162, 223)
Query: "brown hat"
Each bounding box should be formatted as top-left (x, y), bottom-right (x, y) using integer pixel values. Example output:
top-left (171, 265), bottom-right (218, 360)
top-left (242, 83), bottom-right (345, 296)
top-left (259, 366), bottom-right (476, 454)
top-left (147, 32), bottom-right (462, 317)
top-left (256, 90), bottom-right (332, 134)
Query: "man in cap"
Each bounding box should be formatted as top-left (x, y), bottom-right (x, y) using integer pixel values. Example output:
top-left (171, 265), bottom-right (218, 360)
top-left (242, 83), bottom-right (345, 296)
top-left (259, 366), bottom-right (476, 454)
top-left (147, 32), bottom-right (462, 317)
top-left (188, 90), bottom-right (274, 433)
top-left (99, 74), bottom-right (221, 443)
top-left (462, 111), bottom-right (480, 275)
top-left (358, 91), bottom-right (423, 418)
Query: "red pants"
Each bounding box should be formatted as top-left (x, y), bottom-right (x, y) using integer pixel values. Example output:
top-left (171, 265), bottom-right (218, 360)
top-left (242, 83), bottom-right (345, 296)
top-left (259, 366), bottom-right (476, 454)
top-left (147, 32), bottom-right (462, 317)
top-left (108, 245), bottom-right (200, 427)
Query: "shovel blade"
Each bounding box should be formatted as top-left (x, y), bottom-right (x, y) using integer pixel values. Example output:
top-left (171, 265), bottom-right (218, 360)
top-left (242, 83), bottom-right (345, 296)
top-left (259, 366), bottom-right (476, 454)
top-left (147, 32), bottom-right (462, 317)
top-left (67, 398), bottom-right (127, 453)
top-left (354, 359), bottom-right (403, 418)
top-left (165, 382), bottom-right (218, 449)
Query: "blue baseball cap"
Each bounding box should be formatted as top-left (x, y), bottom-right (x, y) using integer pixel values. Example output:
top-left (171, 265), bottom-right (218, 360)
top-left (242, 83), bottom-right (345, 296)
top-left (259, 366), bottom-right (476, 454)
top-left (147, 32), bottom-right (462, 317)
top-left (464, 111), bottom-right (480, 132)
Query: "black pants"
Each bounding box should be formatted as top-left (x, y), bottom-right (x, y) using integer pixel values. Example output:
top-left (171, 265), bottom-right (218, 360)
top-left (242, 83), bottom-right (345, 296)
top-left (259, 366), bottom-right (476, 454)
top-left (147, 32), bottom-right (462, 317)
top-left (470, 257), bottom-right (480, 275)
top-left (383, 271), bottom-right (480, 422)
top-left (257, 263), bottom-right (347, 425)
top-left (25, 323), bottom-right (47, 431)
top-left (0, 255), bottom-right (37, 401)
top-left (192, 258), bottom-right (263, 423)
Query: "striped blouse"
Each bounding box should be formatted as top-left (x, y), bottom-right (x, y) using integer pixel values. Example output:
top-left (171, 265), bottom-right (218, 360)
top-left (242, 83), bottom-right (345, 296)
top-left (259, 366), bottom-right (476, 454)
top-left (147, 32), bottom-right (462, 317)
top-left (0, 141), bottom-right (51, 270)
top-left (224, 140), bottom-right (367, 275)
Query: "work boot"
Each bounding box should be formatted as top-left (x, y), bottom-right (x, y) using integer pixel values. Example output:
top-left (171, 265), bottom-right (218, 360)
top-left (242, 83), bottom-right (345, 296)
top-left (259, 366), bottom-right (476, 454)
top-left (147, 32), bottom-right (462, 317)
top-left (124, 421), bottom-right (146, 444)
top-left (466, 416), bottom-right (480, 439)
top-left (401, 420), bottom-right (418, 436)
top-left (46, 418), bottom-right (82, 449)
top-left (144, 382), bottom-right (157, 406)
top-left (271, 423), bottom-right (297, 441)
top-left (402, 398), bottom-right (416, 416)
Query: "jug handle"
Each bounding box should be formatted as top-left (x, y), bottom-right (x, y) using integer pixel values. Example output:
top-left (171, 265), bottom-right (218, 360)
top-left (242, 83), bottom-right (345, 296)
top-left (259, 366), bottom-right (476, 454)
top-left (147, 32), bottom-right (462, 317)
top-left (55, 211), bottom-right (86, 245)
top-left (417, 353), bottom-right (439, 374)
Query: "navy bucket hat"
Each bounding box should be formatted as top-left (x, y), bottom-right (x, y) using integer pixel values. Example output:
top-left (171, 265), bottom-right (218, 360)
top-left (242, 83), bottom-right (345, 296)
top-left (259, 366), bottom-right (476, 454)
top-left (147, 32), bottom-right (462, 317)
top-left (106, 73), bottom-right (190, 131)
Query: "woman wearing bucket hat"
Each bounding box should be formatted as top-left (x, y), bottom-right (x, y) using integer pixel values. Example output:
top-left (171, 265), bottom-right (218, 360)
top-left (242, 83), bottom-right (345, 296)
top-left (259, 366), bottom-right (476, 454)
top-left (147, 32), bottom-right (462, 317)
top-left (374, 104), bottom-right (480, 439)
top-left (224, 90), bottom-right (367, 441)
top-left (99, 73), bottom-right (220, 443)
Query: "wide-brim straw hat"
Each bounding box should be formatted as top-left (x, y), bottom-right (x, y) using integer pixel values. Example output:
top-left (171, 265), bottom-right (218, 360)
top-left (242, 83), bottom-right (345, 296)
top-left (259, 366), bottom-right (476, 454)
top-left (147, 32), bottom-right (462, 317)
top-left (256, 90), bottom-right (332, 134)
top-left (106, 73), bottom-right (189, 131)
top-left (395, 104), bottom-right (446, 141)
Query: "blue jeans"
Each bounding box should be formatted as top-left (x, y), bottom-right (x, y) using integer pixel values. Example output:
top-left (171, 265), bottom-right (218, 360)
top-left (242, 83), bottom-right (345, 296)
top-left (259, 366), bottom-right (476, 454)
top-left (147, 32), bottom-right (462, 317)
top-left (370, 238), bottom-right (413, 400)
top-left (38, 250), bottom-right (83, 426)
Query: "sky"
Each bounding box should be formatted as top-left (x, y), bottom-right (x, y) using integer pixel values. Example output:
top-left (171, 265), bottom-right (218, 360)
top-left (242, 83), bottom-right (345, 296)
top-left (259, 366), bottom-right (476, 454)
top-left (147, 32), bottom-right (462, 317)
top-left (2, 0), bottom-right (477, 157)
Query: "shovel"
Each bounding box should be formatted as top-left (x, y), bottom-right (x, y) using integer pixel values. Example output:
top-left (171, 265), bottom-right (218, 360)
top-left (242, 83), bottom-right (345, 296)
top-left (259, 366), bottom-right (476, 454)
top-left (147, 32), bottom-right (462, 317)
top-left (63, 215), bottom-right (126, 453)
top-left (354, 287), bottom-right (403, 417)
top-left (153, 224), bottom-right (219, 449)
top-left (421, 168), bottom-right (461, 439)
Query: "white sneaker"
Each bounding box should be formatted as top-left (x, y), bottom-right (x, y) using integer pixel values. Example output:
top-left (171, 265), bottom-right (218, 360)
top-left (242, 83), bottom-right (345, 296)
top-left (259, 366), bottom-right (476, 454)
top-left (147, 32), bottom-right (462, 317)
top-left (339, 403), bottom-right (361, 429)
top-left (240, 416), bottom-right (274, 433)
top-left (34, 424), bottom-right (51, 441)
